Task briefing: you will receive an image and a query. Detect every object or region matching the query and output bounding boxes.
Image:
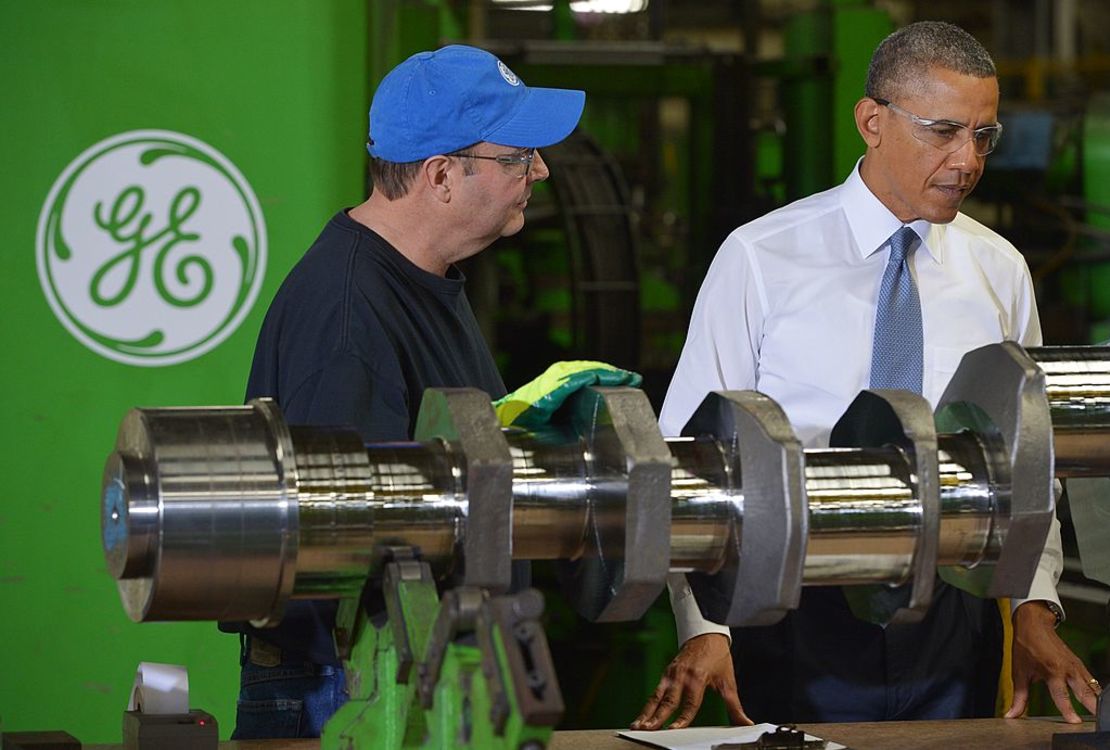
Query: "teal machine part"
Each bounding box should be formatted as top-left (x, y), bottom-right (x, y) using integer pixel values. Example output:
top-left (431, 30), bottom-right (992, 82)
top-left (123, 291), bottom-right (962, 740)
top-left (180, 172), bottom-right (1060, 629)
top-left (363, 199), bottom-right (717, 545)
top-left (99, 346), bottom-right (1110, 745)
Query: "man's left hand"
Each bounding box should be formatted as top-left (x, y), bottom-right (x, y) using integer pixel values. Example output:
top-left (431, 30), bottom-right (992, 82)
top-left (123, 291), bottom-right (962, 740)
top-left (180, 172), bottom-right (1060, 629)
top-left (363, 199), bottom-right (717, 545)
top-left (1005, 600), bottom-right (1101, 723)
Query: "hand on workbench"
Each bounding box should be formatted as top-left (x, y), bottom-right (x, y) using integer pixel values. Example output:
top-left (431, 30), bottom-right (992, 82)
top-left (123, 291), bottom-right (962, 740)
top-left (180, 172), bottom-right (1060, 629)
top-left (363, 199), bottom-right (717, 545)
top-left (630, 632), bottom-right (751, 730)
top-left (1005, 600), bottom-right (1101, 723)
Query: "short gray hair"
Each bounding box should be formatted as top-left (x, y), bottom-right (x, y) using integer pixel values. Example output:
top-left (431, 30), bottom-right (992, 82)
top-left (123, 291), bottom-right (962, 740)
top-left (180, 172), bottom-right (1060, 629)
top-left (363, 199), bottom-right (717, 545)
top-left (865, 21), bottom-right (996, 101)
top-left (369, 146), bottom-right (479, 201)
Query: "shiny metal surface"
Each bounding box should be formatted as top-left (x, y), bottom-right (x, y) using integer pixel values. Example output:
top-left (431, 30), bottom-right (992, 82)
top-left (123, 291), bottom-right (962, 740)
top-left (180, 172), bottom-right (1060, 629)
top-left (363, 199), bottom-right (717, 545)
top-left (936, 342), bottom-right (1054, 599)
top-left (103, 344), bottom-right (1110, 628)
top-left (412, 388), bottom-right (514, 592)
top-left (103, 400), bottom-right (301, 624)
top-left (827, 389), bottom-right (940, 623)
top-left (98, 392), bottom-right (1018, 625)
top-left (555, 386), bottom-right (672, 623)
top-left (1028, 346), bottom-right (1110, 476)
top-left (934, 431), bottom-right (997, 568)
top-left (801, 447), bottom-right (917, 586)
top-left (682, 390), bottom-right (807, 627)
top-left (506, 429), bottom-right (591, 561)
top-left (665, 436), bottom-right (734, 574)
top-left (341, 439), bottom-right (464, 576)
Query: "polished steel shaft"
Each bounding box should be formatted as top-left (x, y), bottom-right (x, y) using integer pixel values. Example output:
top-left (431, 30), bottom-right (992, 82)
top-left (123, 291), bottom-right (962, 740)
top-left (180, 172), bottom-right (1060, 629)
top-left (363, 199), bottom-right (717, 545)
top-left (1029, 346), bottom-right (1110, 476)
top-left (98, 400), bottom-right (1023, 621)
top-left (103, 345), bottom-right (1110, 627)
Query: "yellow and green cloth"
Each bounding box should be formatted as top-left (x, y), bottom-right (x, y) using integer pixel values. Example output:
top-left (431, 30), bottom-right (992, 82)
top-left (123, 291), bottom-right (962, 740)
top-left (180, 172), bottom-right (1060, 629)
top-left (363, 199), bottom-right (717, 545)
top-left (493, 360), bottom-right (642, 429)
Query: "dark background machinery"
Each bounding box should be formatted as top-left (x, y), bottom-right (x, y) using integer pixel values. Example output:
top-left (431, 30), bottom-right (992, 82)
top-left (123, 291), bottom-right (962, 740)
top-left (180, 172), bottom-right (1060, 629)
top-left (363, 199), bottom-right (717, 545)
top-left (363, 0), bottom-right (1110, 728)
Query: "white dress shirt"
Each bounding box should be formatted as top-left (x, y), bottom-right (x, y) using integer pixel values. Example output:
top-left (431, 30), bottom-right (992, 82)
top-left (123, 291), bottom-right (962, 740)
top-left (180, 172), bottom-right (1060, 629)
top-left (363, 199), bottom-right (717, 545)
top-left (664, 163), bottom-right (1064, 645)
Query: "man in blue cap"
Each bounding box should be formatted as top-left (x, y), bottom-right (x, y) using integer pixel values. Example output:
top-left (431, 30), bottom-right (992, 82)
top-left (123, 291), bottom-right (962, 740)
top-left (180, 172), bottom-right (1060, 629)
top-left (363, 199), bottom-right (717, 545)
top-left (226, 45), bottom-right (585, 739)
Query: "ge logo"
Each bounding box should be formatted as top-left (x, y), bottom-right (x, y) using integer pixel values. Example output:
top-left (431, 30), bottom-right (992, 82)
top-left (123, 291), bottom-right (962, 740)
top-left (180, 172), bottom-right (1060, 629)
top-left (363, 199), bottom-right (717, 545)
top-left (36, 130), bottom-right (266, 366)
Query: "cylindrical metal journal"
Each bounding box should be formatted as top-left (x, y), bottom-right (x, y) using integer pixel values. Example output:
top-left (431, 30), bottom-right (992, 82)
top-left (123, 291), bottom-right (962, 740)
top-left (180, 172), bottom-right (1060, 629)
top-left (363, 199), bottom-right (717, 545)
top-left (800, 446), bottom-right (917, 586)
top-left (1028, 346), bottom-right (1110, 477)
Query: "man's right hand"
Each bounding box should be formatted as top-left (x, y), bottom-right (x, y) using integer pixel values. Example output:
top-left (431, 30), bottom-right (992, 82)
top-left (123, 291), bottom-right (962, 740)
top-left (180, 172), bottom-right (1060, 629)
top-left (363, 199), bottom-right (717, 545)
top-left (630, 632), bottom-right (751, 730)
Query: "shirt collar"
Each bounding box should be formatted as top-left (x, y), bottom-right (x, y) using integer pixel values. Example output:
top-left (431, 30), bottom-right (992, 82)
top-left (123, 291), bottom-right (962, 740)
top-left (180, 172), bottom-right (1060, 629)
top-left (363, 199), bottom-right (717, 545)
top-left (841, 159), bottom-right (943, 264)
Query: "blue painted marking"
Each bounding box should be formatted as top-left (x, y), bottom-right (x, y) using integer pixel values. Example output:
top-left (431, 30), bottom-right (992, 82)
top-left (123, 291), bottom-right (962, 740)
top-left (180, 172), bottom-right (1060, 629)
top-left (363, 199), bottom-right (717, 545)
top-left (102, 479), bottom-right (126, 552)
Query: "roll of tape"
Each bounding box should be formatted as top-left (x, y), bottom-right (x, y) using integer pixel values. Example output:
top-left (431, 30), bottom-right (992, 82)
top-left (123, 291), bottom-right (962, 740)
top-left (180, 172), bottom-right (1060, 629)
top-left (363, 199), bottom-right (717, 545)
top-left (127, 662), bottom-right (189, 714)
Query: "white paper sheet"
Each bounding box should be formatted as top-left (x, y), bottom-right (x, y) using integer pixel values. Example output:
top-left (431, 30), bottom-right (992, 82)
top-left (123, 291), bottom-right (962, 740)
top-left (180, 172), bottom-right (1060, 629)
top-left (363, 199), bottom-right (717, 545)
top-left (618, 723), bottom-right (846, 750)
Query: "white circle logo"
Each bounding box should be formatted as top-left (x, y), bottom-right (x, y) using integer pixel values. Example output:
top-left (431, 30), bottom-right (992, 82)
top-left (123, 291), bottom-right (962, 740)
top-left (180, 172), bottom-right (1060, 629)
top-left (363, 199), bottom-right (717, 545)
top-left (36, 130), bottom-right (267, 367)
top-left (497, 60), bottom-right (520, 86)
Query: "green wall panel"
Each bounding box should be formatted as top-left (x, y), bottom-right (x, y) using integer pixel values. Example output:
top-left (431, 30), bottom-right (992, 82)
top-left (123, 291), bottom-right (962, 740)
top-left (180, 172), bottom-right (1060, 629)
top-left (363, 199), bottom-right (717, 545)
top-left (0, 1), bottom-right (368, 741)
top-left (831, 5), bottom-right (893, 182)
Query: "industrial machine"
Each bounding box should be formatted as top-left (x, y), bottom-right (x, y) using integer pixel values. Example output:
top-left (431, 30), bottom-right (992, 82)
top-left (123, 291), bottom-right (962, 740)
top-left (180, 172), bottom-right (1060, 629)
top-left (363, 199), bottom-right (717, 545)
top-left (100, 343), bottom-right (1110, 749)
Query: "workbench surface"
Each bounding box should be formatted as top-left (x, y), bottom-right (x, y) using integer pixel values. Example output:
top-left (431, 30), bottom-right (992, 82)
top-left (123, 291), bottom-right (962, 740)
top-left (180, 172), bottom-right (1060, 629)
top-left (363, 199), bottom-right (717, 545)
top-left (80, 717), bottom-right (1096, 749)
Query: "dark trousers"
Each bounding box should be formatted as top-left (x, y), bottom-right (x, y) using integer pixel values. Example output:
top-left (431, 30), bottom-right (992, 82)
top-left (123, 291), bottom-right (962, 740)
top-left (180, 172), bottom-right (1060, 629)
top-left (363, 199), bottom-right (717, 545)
top-left (733, 582), bottom-right (1002, 723)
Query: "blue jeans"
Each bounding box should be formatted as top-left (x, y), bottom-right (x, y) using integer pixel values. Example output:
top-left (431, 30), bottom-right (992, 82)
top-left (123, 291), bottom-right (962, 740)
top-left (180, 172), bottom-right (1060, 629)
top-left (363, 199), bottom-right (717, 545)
top-left (231, 635), bottom-right (349, 739)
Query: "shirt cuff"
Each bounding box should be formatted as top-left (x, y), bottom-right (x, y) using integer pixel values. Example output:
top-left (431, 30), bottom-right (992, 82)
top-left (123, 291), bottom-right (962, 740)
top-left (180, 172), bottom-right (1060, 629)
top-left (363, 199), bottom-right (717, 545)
top-left (1010, 508), bottom-right (1065, 622)
top-left (666, 573), bottom-right (731, 645)
top-left (1010, 565), bottom-right (1065, 623)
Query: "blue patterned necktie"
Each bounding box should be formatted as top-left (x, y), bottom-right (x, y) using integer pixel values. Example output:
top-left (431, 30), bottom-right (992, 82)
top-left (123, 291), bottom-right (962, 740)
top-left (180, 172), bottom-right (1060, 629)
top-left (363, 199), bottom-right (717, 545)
top-left (846, 226), bottom-right (923, 625)
top-left (869, 226), bottom-right (923, 394)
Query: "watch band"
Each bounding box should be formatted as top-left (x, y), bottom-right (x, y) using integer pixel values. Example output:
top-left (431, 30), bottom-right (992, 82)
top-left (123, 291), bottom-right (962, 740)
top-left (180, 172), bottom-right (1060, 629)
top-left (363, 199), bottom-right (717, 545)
top-left (1044, 600), bottom-right (1064, 627)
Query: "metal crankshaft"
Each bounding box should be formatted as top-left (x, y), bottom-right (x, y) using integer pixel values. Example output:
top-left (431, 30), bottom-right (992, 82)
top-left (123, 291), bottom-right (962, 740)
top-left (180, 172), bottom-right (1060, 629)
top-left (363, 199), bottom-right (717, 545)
top-left (101, 343), bottom-right (1110, 629)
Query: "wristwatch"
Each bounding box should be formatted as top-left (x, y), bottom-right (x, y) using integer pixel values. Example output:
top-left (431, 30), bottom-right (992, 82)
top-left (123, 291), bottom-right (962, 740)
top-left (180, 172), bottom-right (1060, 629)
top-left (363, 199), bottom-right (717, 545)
top-left (1044, 600), bottom-right (1064, 628)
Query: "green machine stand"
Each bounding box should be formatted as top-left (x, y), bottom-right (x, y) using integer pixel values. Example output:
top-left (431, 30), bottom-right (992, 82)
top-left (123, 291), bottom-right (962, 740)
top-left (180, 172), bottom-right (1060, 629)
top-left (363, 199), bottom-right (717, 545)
top-left (325, 549), bottom-right (564, 750)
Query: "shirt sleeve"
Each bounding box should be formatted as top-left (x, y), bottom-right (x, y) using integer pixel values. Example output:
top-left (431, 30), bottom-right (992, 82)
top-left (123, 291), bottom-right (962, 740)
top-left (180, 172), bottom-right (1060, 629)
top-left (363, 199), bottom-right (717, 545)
top-left (1013, 254), bottom-right (1043, 350)
top-left (663, 234), bottom-right (766, 644)
top-left (1011, 509), bottom-right (1064, 618)
top-left (668, 573), bottom-right (732, 645)
top-left (659, 233), bottom-right (766, 436)
top-left (1008, 253), bottom-right (1065, 618)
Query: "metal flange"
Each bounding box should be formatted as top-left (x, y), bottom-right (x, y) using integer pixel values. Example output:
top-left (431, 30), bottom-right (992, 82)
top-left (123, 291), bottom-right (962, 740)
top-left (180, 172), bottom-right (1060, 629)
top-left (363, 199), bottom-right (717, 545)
top-left (829, 389), bottom-right (940, 624)
top-left (556, 386), bottom-right (672, 622)
top-left (103, 398), bottom-right (301, 624)
top-left (685, 390), bottom-right (807, 627)
top-left (935, 341), bottom-right (1055, 598)
top-left (414, 388), bottom-right (514, 594)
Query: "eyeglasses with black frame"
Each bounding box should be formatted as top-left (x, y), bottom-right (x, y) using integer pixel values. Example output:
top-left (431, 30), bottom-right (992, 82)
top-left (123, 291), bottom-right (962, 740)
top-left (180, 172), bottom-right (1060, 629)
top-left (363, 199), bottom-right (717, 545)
top-left (455, 148), bottom-right (536, 178)
top-left (873, 97), bottom-right (1003, 156)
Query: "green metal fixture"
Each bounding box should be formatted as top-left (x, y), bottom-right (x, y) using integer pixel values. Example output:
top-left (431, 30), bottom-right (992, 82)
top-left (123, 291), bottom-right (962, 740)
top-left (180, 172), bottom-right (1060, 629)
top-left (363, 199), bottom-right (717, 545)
top-left (325, 551), bottom-right (563, 750)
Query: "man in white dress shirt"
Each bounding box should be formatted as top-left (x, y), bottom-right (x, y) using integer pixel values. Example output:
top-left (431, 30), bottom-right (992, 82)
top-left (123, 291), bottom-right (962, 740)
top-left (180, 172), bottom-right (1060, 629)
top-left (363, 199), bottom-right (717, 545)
top-left (632, 20), bottom-right (1100, 730)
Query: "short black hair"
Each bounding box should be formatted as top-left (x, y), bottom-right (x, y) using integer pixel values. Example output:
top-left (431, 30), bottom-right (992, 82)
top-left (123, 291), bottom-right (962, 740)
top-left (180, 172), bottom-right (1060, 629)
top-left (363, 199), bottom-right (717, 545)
top-left (865, 21), bottom-right (996, 101)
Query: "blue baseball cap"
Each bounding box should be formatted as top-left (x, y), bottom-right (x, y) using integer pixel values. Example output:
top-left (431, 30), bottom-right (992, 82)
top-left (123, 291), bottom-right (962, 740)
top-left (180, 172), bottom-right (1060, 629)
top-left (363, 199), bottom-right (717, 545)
top-left (367, 45), bottom-right (585, 163)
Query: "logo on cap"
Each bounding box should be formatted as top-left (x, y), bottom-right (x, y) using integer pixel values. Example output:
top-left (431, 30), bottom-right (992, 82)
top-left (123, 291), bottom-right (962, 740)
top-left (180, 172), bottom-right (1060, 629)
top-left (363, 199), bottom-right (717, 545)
top-left (497, 60), bottom-right (521, 87)
top-left (36, 129), bottom-right (267, 367)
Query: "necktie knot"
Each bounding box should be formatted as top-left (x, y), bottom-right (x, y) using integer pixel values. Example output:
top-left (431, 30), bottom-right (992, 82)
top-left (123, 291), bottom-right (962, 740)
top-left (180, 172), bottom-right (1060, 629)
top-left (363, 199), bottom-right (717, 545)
top-left (889, 226), bottom-right (917, 263)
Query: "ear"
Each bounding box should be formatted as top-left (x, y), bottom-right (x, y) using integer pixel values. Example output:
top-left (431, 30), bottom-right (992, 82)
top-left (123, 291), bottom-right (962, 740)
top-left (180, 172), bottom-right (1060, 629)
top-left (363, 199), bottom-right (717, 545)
top-left (421, 155), bottom-right (455, 203)
top-left (854, 97), bottom-right (883, 148)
